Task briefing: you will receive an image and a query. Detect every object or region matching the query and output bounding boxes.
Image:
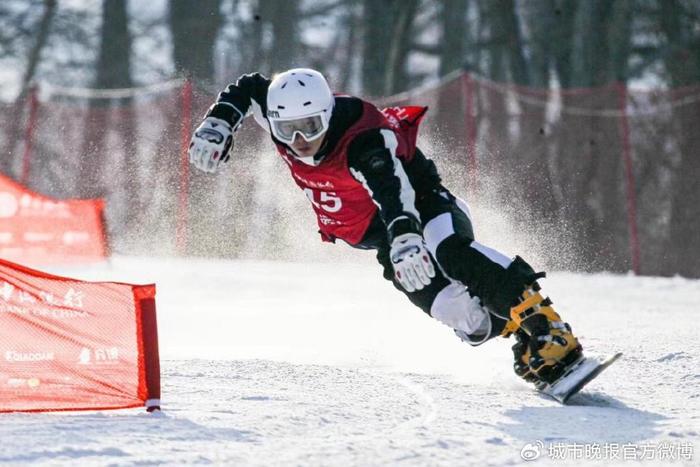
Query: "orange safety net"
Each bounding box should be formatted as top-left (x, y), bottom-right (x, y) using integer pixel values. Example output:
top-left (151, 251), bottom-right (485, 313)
top-left (0, 258), bottom-right (160, 412)
top-left (0, 173), bottom-right (108, 265)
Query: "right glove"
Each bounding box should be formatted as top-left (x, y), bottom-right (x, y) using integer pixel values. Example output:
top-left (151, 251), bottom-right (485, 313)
top-left (188, 117), bottom-right (233, 173)
top-left (390, 232), bottom-right (436, 292)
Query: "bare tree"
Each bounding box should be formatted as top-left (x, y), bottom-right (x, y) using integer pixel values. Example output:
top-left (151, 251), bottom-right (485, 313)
top-left (548, 0), bottom-right (579, 88)
top-left (242, 0), bottom-right (266, 72)
top-left (78, 0), bottom-right (135, 205)
top-left (267, 0), bottom-right (301, 71)
top-left (1, 0), bottom-right (56, 177)
top-left (338, 2), bottom-right (360, 91)
top-left (660, 0), bottom-right (700, 276)
top-left (169, 0), bottom-right (223, 83)
top-left (361, 0), bottom-right (421, 96)
top-left (17, 0), bottom-right (57, 101)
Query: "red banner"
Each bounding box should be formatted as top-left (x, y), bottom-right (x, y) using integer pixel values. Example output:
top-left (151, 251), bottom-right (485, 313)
top-left (0, 173), bottom-right (108, 265)
top-left (0, 258), bottom-right (160, 412)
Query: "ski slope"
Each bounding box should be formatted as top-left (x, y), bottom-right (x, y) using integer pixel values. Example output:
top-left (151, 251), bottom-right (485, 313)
top-left (0, 256), bottom-right (698, 466)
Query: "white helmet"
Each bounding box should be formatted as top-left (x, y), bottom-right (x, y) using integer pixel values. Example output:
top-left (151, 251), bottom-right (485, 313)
top-left (266, 68), bottom-right (334, 144)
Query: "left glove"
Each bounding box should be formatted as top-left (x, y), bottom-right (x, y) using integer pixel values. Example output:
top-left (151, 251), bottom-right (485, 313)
top-left (390, 233), bottom-right (436, 292)
top-left (188, 117), bottom-right (233, 173)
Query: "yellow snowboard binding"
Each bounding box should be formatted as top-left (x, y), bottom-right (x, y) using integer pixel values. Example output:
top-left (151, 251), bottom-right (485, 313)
top-left (507, 284), bottom-right (582, 383)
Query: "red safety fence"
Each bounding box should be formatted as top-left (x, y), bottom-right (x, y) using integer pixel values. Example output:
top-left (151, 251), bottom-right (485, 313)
top-left (0, 258), bottom-right (160, 412)
top-left (380, 72), bottom-right (700, 276)
top-left (0, 172), bottom-right (108, 266)
top-left (2, 72), bottom-right (699, 276)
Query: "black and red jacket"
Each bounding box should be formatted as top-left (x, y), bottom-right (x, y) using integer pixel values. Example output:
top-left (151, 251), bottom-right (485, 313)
top-left (207, 73), bottom-right (442, 247)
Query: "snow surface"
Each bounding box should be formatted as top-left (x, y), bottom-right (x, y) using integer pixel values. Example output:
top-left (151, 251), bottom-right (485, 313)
top-left (1, 256), bottom-right (698, 466)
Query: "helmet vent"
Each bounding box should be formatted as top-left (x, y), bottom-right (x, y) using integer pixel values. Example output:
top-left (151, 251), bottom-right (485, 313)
top-left (281, 82), bottom-right (287, 89)
top-left (303, 101), bottom-right (311, 106)
top-left (277, 105), bottom-right (286, 109)
top-left (298, 80), bottom-right (306, 86)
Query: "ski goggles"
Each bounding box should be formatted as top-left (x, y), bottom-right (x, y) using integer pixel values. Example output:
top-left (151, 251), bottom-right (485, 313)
top-left (269, 113), bottom-right (329, 144)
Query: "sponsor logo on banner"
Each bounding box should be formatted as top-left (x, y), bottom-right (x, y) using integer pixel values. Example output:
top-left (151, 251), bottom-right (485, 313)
top-left (0, 283), bottom-right (87, 316)
top-left (6, 377), bottom-right (41, 388)
top-left (0, 192), bottom-right (18, 218)
top-left (63, 288), bottom-right (85, 308)
top-left (78, 347), bottom-right (120, 365)
top-left (0, 301), bottom-right (89, 319)
top-left (5, 350), bottom-right (55, 362)
top-left (24, 232), bottom-right (56, 243)
top-left (78, 347), bottom-right (91, 364)
top-left (17, 290), bottom-right (36, 304)
top-left (18, 194), bottom-right (71, 218)
top-left (0, 281), bottom-right (14, 301)
top-left (95, 347), bottom-right (120, 363)
top-left (63, 230), bottom-right (90, 246)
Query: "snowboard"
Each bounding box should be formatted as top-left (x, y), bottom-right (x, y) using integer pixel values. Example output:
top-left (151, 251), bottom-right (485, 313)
top-left (536, 352), bottom-right (623, 404)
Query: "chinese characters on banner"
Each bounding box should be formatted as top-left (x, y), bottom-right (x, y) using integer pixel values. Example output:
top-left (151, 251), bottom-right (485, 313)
top-left (0, 173), bottom-right (108, 265)
top-left (0, 258), bottom-right (160, 412)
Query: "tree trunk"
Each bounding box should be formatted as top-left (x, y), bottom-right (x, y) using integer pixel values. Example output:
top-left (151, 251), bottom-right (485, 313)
top-left (571, 0), bottom-right (615, 87)
top-left (549, 0), bottom-right (578, 88)
top-left (503, 1), bottom-right (561, 226)
top-left (1, 0), bottom-right (56, 177)
top-left (18, 0), bottom-right (57, 101)
top-left (661, 0), bottom-right (700, 276)
top-left (268, 0), bottom-right (300, 72)
top-left (554, 0), bottom-right (633, 271)
top-left (435, 0), bottom-right (469, 167)
top-left (608, 0), bottom-right (632, 82)
top-left (78, 0), bottom-right (135, 200)
top-left (384, 0), bottom-right (419, 95)
top-left (362, 0), bottom-right (393, 96)
top-left (339, 3), bottom-right (359, 92)
top-left (497, 0), bottom-right (530, 85)
top-left (244, 0), bottom-right (266, 72)
top-left (362, 0), bottom-right (419, 96)
top-left (169, 0), bottom-right (223, 83)
top-left (439, 0), bottom-right (468, 77)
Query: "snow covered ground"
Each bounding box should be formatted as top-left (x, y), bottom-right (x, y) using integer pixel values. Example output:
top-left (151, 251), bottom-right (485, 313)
top-left (0, 256), bottom-right (698, 466)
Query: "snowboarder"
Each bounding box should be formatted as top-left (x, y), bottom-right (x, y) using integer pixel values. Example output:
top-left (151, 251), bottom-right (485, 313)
top-left (188, 68), bottom-right (583, 387)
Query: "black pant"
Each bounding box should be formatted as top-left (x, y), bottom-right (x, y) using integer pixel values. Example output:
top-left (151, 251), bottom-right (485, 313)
top-left (352, 189), bottom-right (453, 314)
top-left (353, 187), bottom-right (540, 342)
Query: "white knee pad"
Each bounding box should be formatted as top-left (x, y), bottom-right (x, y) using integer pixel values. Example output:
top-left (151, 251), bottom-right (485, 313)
top-left (430, 282), bottom-right (491, 339)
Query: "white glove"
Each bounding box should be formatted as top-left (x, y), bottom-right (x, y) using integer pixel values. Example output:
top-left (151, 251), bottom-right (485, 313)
top-left (390, 233), bottom-right (436, 292)
top-left (188, 117), bottom-right (233, 173)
